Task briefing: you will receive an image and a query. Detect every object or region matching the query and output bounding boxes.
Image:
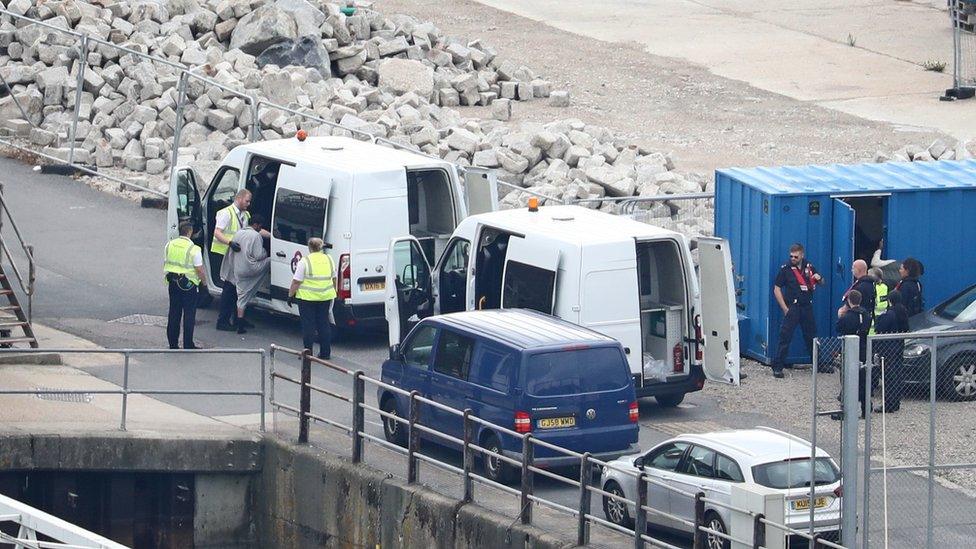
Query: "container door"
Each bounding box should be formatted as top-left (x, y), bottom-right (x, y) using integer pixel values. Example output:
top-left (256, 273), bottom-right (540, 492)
top-left (500, 236), bottom-right (559, 315)
top-left (462, 167), bottom-right (498, 216)
top-left (167, 167), bottom-right (202, 243)
top-left (698, 237), bottom-right (740, 385)
top-left (831, 199), bottom-right (855, 322)
top-left (385, 237), bottom-right (433, 347)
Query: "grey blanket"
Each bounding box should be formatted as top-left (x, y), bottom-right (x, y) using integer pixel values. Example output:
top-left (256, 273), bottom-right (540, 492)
top-left (220, 227), bottom-right (270, 309)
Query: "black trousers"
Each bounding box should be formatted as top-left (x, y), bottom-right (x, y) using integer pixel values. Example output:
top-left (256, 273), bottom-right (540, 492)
top-left (773, 303), bottom-right (817, 372)
top-left (218, 281), bottom-right (238, 325)
top-left (167, 278), bottom-right (199, 349)
top-left (298, 299), bottom-right (332, 358)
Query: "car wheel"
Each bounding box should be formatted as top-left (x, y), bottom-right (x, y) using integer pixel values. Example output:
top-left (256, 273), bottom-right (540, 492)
top-left (944, 357), bottom-right (976, 401)
top-left (656, 393), bottom-right (685, 408)
top-left (602, 480), bottom-right (634, 529)
top-left (481, 433), bottom-right (516, 484)
top-left (704, 512), bottom-right (730, 549)
top-left (381, 397), bottom-right (407, 447)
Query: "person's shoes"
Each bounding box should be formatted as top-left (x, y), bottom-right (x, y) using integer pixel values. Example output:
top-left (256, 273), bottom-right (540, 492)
top-left (169, 345), bottom-right (180, 350)
top-left (829, 412), bottom-right (843, 421)
top-left (739, 372), bottom-right (748, 380)
top-left (874, 404), bottom-right (900, 413)
top-left (185, 342), bottom-right (207, 350)
top-left (773, 370), bottom-right (785, 379)
top-left (236, 325), bottom-right (247, 334)
top-left (237, 318), bottom-right (255, 329)
top-left (317, 353), bottom-right (331, 360)
top-left (216, 322), bottom-right (236, 332)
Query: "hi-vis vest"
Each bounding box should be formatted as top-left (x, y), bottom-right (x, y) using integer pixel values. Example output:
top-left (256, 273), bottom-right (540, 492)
top-left (211, 205), bottom-right (250, 255)
top-left (164, 237), bottom-right (201, 286)
top-left (296, 252), bottom-right (336, 301)
top-left (869, 282), bottom-right (890, 335)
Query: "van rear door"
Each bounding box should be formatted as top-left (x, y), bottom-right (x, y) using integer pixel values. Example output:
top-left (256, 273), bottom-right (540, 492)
top-left (461, 167), bottom-right (498, 216)
top-left (500, 235), bottom-right (560, 315)
top-left (385, 236), bottom-right (434, 347)
top-left (698, 237), bottom-right (740, 385)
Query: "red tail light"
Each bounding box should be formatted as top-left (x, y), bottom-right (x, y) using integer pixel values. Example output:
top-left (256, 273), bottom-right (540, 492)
top-left (338, 254), bottom-right (351, 300)
top-left (834, 485), bottom-right (843, 498)
top-left (672, 342), bottom-right (684, 373)
top-left (694, 314), bottom-right (704, 362)
top-left (514, 411), bottom-right (532, 433)
top-left (629, 402), bottom-right (639, 423)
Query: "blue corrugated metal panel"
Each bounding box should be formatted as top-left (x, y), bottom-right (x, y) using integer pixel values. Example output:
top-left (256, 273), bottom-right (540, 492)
top-left (719, 159), bottom-right (976, 196)
top-left (716, 159), bottom-right (976, 365)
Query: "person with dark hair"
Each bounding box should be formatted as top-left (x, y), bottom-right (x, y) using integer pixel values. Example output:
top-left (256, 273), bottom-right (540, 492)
top-left (771, 243), bottom-right (822, 378)
top-left (895, 257), bottom-right (924, 316)
top-left (836, 289), bottom-right (872, 417)
top-left (221, 215), bottom-right (270, 334)
top-left (164, 221), bottom-right (207, 349)
top-left (873, 290), bottom-right (910, 413)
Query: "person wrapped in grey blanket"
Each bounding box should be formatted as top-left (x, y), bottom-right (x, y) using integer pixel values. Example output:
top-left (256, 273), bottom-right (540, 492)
top-left (220, 215), bottom-right (270, 333)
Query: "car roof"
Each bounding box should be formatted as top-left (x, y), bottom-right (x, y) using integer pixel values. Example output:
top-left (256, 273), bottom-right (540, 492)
top-left (426, 309), bottom-right (618, 351)
top-left (463, 205), bottom-right (685, 246)
top-left (674, 427), bottom-right (830, 462)
top-left (235, 136), bottom-right (449, 174)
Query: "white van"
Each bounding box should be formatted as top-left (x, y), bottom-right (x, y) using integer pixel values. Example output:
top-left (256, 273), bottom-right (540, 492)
top-left (384, 204), bottom-right (740, 405)
top-left (166, 135), bottom-right (497, 328)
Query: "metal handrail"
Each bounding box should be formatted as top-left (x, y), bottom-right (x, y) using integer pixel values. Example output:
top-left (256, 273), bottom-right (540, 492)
top-left (0, 184), bottom-right (35, 321)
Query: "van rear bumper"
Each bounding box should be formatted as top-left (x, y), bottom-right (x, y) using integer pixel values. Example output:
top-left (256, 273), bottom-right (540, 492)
top-left (333, 300), bottom-right (385, 328)
top-left (503, 443), bottom-right (642, 469)
top-left (634, 365), bottom-right (706, 398)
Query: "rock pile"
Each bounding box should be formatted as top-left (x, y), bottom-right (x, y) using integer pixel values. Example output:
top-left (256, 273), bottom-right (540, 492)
top-left (874, 138), bottom-right (976, 163)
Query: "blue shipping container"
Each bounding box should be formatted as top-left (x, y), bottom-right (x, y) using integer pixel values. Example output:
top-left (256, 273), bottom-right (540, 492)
top-left (715, 159), bottom-right (976, 365)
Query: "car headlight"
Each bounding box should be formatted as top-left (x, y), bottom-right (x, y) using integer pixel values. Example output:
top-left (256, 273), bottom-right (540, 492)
top-left (903, 343), bottom-right (930, 358)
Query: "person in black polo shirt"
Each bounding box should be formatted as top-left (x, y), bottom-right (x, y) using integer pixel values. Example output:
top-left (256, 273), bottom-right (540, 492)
top-left (772, 243), bottom-right (822, 378)
top-left (840, 259), bottom-right (875, 326)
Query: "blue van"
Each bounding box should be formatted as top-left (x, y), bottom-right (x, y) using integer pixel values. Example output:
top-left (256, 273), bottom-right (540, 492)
top-left (378, 308), bottom-right (640, 483)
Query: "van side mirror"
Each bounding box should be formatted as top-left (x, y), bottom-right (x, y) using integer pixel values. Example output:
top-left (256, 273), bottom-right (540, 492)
top-left (389, 344), bottom-right (401, 361)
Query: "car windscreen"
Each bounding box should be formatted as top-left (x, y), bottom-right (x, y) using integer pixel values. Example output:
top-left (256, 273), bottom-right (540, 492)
top-left (525, 347), bottom-right (630, 397)
top-left (751, 458), bottom-right (839, 490)
top-left (936, 285), bottom-right (976, 322)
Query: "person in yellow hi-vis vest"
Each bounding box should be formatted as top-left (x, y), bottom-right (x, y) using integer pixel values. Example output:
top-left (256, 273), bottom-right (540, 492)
top-left (213, 189), bottom-right (252, 331)
top-left (164, 222), bottom-right (207, 349)
top-left (288, 237), bottom-right (337, 359)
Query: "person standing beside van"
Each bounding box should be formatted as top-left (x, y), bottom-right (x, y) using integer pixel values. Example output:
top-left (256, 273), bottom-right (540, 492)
top-left (868, 267), bottom-right (889, 335)
top-left (895, 257), bottom-right (925, 317)
top-left (213, 189), bottom-right (252, 332)
top-left (164, 222), bottom-right (207, 349)
top-left (772, 243), bottom-right (822, 379)
top-left (288, 238), bottom-right (337, 360)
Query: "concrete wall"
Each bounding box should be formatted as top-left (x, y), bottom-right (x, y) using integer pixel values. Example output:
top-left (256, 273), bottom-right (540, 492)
top-left (256, 437), bottom-right (574, 549)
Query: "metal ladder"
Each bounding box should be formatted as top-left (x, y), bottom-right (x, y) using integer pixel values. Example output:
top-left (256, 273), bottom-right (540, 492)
top-left (0, 184), bottom-right (37, 348)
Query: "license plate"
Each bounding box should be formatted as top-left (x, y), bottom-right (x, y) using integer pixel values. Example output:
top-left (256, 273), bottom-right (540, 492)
top-left (360, 280), bottom-right (385, 291)
top-left (537, 416), bottom-right (575, 429)
top-left (792, 497), bottom-right (827, 511)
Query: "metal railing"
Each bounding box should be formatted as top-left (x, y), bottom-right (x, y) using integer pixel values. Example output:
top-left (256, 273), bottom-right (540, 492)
top-left (0, 348), bottom-right (266, 431)
top-left (0, 491), bottom-right (127, 549)
top-left (0, 183), bottom-right (35, 323)
top-left (269, 344), bottom-right (846, 548)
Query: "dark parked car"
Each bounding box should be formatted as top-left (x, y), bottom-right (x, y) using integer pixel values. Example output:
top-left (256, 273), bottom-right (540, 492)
top-left (901, 284), bottom-right (976, 400)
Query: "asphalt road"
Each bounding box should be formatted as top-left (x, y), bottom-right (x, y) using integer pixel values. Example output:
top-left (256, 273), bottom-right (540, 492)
top-left (3, 155), bottom-right (972, 548)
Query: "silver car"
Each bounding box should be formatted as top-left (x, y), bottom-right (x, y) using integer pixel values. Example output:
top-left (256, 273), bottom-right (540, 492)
top-left (601, 427), bottom-right (841, 547)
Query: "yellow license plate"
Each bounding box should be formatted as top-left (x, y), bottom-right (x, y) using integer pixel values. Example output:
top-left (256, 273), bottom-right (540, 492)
top-left (361, 281), bottom-right (385, 291)
top-left (538, 416), bottom-right (576, 429)
top-left (792, 497), bottom-right (827, 511)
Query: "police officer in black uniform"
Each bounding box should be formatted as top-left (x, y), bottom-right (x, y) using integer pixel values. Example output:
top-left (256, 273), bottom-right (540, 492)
top-left (841, 259), bottom-right (876, 325)
top-left (772, 243), bottom-right (822, 378)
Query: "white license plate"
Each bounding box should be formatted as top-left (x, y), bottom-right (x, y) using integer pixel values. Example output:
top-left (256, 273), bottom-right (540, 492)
top-left (360, 280), bottom-right (385, 291)
top-left (792, 497), bottom-right (828, 511)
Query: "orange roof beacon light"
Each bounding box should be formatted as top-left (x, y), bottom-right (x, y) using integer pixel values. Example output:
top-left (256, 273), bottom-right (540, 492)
top-left (296, 129), bottom-right (308, 142)
top-left (527, 197), bottom-right (539, 212)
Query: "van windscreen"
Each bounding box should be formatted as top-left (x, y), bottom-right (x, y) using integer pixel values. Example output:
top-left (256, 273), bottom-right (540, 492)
top-left (526, 347), bottom-right (630, 396)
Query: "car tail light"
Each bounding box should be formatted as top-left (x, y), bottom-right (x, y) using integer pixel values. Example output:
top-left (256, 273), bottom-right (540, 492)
top-left (834, 485), bottom-right (843, 498)
top-left (673, 343), bottom-right (684, 373)
top-left (694, 314), bottom-right (704, 362)
top-left (338, 254), bottom-right (351, 300)
top-left (515, 411), bottom-right (532, 433)
top-left (629, 402), bottom-right (639, 423)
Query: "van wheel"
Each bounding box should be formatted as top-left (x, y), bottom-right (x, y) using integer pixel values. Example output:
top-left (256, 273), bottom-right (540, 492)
top-left (602, 480), bottom-right (634, 529)
top-left (481, 433), bottom-right (516, 485)
top-left (381, 397), bottom-right (407, 447)
top-left (656, 393), bottom-right (685, 408)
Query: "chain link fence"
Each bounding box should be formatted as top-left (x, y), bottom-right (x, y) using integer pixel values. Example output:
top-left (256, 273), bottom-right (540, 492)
top-left (862, 329), bottom-right (976, 548)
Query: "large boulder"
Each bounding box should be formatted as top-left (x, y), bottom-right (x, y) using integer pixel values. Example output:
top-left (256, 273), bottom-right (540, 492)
top-left (230, 4), bottom-right (298, 55)
top-left (377, 58), bottom-right (434, 99)
top-left (256, 36), bottom-right (332, 77)
top-left (276, 0), bottom-right (326, 37)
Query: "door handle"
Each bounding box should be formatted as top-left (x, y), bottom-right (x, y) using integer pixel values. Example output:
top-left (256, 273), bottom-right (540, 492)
top-left (276, 251), bottom-right (287, 258)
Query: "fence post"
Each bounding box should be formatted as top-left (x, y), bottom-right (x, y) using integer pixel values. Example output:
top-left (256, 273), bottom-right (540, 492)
top-left (250, 100), bottom-right (261, 142)
top-left (119, 352), bottom-right (130, 431)
top-left (519, 435), bottom-right (534, 525)
top-left (25, 244), bottom-right (33, 323)
top-left (577, 452), bottom-right (591, 546)
top-left (407, 390), bottom-right (420, 483)
top-left (839, 335), bottom-right (860, 546)
top-left (168, 71), bottom-right (188, 189)
top-left (259, 350), bottom-right (266, 432)
top-left (635, 471), bottom-right (648, 549)
top-left (693, 491), bottom-right (706, 549)
top-left (67, 33), bottom-right (88, 166)
top-left (298, 349), bottom-right (311, 444)
top-left (752, 513), bottom-right (765, 549)
top-left (927, 335), bottom-right (938, 549)
top-left (462, 409), bottom-right (473, 503)
top-left (351, 371), bottom-right (364, 463)
top-left (863, 336), bottom-right (875, 549)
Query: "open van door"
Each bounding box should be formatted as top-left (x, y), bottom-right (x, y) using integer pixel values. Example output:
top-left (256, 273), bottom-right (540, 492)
top-left (167, 167), bottom-right (203, 243)
top-left (698, 237), bottom-right (740, 385)
top-left (500, 235), bottom-right (560, 315)
top-left (385, 236), bottom-right (434, 346)
top-left (462, 167), bottom-right (498, 216)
